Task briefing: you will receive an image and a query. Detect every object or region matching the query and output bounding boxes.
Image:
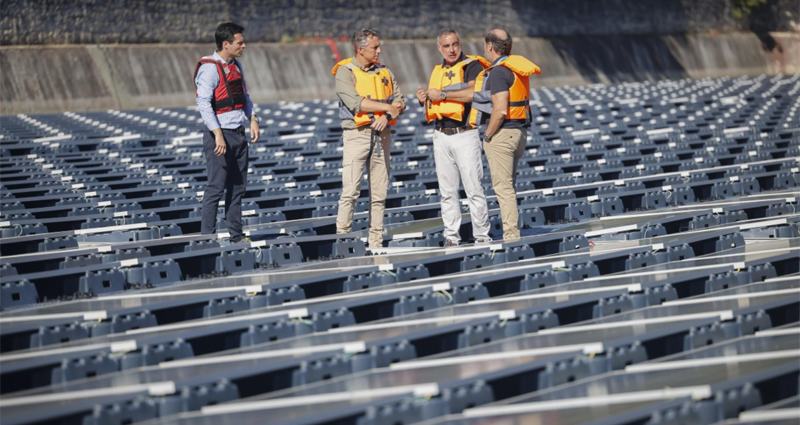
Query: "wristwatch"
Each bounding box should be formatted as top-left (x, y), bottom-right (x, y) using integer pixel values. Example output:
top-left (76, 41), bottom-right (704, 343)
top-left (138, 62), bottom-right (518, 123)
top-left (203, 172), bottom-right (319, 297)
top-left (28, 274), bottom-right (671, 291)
top-left (250, 114), bottom-right (259, 123)
top-left (385, 113), bottom-right (394, 122)
top-left (439, 91), bottom-right (447, 101)
top-left (483, 134), bottom-right (492, 143)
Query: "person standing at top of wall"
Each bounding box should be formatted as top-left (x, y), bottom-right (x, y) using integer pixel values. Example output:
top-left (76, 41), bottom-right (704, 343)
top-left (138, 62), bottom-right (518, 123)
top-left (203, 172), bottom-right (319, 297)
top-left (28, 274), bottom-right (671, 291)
top-left (468, 29), bottom-right (541, 242)
top-left (417, 28), bottom-right (493, 247)
top-left (194, 22), bottom-right (260, 244)
top-left (332, 28), bottom-right (406, 249)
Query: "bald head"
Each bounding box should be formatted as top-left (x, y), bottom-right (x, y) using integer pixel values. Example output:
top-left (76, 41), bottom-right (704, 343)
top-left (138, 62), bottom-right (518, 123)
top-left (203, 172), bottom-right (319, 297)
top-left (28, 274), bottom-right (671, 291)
top-left (485, 28), bottom-right (512, 57)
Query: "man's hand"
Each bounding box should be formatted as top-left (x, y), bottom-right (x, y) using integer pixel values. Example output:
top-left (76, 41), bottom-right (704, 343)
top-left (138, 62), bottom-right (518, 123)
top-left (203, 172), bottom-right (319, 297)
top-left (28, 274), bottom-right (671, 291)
top-left (415, 86), bottom-right (428, 104)
top-left (371, 115), bottom-right (389, 132)
top-left (427, 88), bottom-right (443, 102)
top-left (387, 103), bottom-right (401, 119)
top-left (250, 120), bottom-right (260, 144)
top-left (214, 134), bottom-right (227, 156)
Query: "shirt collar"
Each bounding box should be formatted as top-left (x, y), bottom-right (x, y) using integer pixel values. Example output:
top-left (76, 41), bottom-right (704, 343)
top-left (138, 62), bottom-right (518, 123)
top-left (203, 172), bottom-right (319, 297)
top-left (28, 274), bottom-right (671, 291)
top-left (213, 51), bottom-right (232, 64)
top-left (355, 59), bottom-right (378, 72)
top-left (491, 56), bottom-right (507, 66)
top-left (442, 52), bottom-right (467, 68)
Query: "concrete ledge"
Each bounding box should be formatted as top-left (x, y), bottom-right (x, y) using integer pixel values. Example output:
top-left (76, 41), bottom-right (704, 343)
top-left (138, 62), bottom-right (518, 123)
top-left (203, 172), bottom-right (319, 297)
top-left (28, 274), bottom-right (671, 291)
top-left (1, 32), bottom-right (798, 114)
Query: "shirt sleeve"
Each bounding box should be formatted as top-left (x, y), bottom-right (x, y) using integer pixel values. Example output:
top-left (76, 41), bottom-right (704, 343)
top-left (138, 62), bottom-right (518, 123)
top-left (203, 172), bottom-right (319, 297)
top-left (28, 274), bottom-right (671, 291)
top-left (489, 66), bottom-right (515, 95)
top-left (464, 61), bottom-right (483, 84)
top-left (335, 66), bottom-right (364, 115)
top-left (389, 69), bottom-right (405, 111)
top-left (194, 63), bottom-right (222, 132)
top-left (238, 62), bottom-right (254, 118)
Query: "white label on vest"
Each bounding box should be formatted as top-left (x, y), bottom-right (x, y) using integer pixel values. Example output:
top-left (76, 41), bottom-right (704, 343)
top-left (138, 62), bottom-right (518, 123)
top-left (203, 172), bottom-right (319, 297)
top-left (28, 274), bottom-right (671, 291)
top-left (662, 185), bottom-right (673, 191)
top-left (256, 147), bottom-right (266, 153)
top-left (120, 157), bottom-right (131, 163)
top-left (146, 169), bottom-right (158, 175)
top-left (587, 195), bottom-right (599, 202)
top-left (408, 161), bottom-right (418, 167)
top-left (309, 190), bottom-right (322, 196)
top-left (572, 172), bottom-right (582, 177)
top-left (614, 180), bottom-right (625, 186)
top-left (315, 161), bottom-right (325, 167)
top-left (34, 158), bottom-right (45, 163)
top-left (191, 152), bottom-right (202, 158)
top-left (740, 164), bottom-right (749, 169)
top-left (695, 158), bottom-right (704, 163)
top-left (85, 191), bottom-right (97, 197)
top-left (597, 159), bottom-right (607, 164)
top-left (392, 182), bottom-right (404, 187)
top-left (71, 183), bottom-right (84, 189)
top-left (636, 164), bottom-right (645, 170)
top-left (114, 211), bottom-right (128, 217)
top-left (791, 168), bottom-right (799, 173)
top-left (109, 152), bottom-right (119, 158)
top-left (176, 147), bottom-right (187, 153)
top-left (668, 142), bottom-right (677, 148)
top-left (535, 166), bottom-right (545, 171)
top-left (654, 152), bottom-right (663, 158)
top-left (242, 210), bottom-right (257, 216)
top-left (275, 151), bottom-right (285, 157)
top-left (542, 189), bottom-right (554, 195)
top-left (97, 201), bottom-right (111, 207)
top-left (748, 151), bottom-right (757, 157)
top-left (129, 163), bottom-right (143, 169)
top-left (161, 175), bottom-right (173, 181)
top-left (61, 176), bottom-right (73, 181)
top-left (178, 183), bottom-right (189, 189)
top-left (681, 172), bottom-right (690, 177)
top-left (425, 189), bottom-right (437, 195)
top-left (51, 169), bottom-right (63, 175)
top-left (729, 176), bottom-right (740, 182)
top-left (284, 182), bottom-right (296, 188)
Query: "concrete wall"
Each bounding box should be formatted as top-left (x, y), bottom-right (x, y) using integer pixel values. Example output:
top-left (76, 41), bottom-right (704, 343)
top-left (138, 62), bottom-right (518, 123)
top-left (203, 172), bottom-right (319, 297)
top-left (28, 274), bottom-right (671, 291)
top-left (1, 32), bottom-right (798, 114)
top-left (3, 0), bottom-right (798, 44)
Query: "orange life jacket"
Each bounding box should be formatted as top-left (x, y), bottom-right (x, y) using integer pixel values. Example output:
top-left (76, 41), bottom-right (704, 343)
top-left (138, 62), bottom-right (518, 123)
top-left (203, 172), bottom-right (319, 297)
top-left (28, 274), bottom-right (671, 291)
top-left (332, 58), bottom-right (397, 127)
top-left (424, 55), bottom-right (491, 123)
top-left (468, 55), bottom-right (541, 127)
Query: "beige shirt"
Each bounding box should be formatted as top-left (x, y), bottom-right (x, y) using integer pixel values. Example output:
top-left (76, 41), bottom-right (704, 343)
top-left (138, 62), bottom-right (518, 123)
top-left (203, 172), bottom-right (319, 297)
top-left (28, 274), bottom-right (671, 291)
top-left (335, 59), bottom-right (405, 130)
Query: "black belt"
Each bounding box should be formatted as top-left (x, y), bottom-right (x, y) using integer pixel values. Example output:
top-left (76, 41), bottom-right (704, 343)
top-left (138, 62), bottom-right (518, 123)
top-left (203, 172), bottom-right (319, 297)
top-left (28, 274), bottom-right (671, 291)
top-left (435, 126), bottom-right (476, 135)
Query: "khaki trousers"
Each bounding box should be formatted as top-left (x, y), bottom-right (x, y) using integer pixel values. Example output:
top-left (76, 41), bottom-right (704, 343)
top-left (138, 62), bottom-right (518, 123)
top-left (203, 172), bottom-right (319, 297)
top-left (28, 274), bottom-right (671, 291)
top-left (484, 127), bottom-right (527, 241)
top-left (336, 127), bottom-right (391, 247)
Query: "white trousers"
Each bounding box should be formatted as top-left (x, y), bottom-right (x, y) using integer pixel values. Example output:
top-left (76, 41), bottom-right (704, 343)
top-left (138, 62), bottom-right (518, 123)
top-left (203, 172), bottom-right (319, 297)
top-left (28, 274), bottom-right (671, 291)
top-left (432, 129), bottom-right (491, 243)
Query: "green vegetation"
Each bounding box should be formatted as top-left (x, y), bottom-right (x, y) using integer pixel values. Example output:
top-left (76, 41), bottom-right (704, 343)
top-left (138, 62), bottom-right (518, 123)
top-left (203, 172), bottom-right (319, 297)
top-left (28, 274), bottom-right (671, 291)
top-left (731, 0), bottom-right (768, 19)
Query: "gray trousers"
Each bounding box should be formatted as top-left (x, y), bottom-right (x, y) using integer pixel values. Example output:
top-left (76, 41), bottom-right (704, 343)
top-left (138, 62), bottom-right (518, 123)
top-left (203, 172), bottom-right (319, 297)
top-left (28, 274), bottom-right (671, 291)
top-left (432, 128), bottom-right (491, 243)
top-left (201, 127), bottom-right (249, 241)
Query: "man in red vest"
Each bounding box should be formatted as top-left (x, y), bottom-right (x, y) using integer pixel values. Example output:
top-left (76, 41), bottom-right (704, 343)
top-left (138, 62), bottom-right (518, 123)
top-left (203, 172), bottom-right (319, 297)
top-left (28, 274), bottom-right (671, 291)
top-left (194, 22), bottom-right (259, 244)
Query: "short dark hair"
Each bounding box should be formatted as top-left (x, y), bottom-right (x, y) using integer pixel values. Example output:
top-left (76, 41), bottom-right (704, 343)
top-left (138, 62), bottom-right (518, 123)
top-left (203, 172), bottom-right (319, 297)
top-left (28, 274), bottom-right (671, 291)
top-left (485, 30), bottom-right (512, 56)
top-left (351, 28), bottom-right (379, 51)
top-left (216, 22), bottom-right (245, 50)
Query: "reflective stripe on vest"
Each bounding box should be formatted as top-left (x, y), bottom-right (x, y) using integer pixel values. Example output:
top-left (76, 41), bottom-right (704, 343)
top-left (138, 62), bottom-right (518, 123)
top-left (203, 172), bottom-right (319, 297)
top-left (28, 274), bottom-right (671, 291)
top-left (193, 58), bottom-right (248, 115)
top-left (332, 58), bottom-right (396, 128)
top-left (468, 56), bottom-right (534, 127)
top-left (425, 56), bottom-right (485, 123)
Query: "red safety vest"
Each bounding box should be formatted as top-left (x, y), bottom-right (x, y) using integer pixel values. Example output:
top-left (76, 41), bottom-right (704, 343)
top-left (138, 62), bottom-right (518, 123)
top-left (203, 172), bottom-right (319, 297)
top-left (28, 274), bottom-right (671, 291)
top-left (193, 58), bottom-right (248, 114)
